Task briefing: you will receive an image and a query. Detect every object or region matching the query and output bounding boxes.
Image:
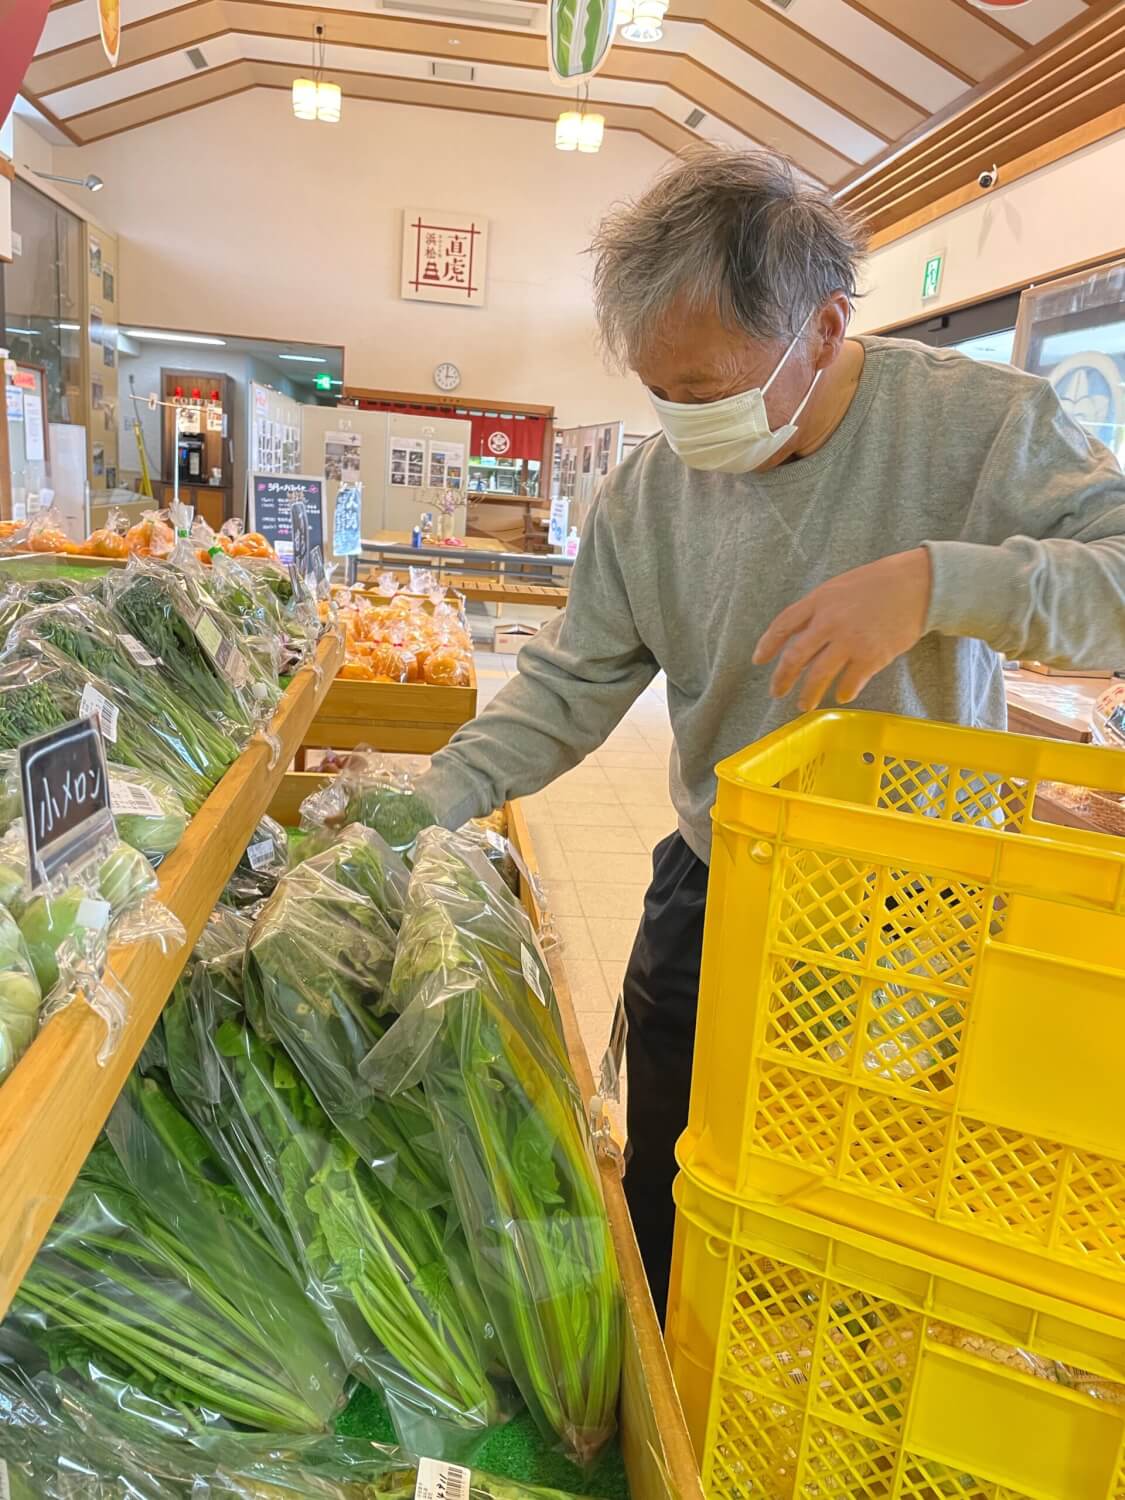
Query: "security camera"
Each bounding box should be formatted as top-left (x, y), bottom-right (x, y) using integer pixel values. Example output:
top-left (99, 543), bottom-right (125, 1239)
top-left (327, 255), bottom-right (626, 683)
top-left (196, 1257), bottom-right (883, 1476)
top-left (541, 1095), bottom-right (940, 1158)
top-left (977, 164), bottom-right (999, 190)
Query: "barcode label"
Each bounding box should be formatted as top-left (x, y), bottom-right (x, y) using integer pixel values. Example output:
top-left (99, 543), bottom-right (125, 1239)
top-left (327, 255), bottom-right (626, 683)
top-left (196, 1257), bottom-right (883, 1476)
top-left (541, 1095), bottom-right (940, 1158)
top-left (246, 839), bottom-right (274, 872)
top-left (80, 682), bottom-right (119, 744)
top-left (118, 632), bottom-right (158, 666)
top-left (110, 778), bottom-right (162, 817)
top-left (521, 943), bottom-right (546, 1006)
top-left (415, 1458), bottom-right (470, 1500)
top-left (195, 611), bottom-right (223, 660)
top-left (0, 1457), bottom-right (11, 1500)
top-left (216, 634), bottom-right (249, 688)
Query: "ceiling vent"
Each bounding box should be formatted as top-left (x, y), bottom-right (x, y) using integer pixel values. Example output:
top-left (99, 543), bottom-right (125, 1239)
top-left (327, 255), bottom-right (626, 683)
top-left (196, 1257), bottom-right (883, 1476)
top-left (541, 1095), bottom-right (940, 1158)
top-left (184, 46), bottom-right (208, 69)
top-left (684, 106), bottom-right (706, 128)
top-left (431, 59), bottom-right (477, 81)
top-left (380, 0), bottom-right (540, 26)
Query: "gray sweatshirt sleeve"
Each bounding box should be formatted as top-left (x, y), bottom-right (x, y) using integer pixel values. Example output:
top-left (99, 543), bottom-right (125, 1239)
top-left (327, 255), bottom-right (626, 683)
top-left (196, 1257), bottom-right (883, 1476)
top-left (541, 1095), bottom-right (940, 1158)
top-left (415, 497), bottom-right (658, 829)
top-left (924, 384), bottom-right (1125, 668)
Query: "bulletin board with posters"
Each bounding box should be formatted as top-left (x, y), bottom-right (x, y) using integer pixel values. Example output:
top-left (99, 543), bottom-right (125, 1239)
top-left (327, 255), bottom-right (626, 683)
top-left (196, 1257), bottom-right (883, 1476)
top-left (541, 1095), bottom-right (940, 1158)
top-left (4, 362), bottom-right (50, 519)
top-left (85, 223), bottom-right (120, 491)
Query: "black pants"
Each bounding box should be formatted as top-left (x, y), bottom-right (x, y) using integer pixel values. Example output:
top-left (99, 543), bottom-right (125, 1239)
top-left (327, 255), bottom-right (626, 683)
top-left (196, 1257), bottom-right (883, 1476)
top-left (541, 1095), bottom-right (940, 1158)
top-left (622, 832), bottom-right (709, 1321)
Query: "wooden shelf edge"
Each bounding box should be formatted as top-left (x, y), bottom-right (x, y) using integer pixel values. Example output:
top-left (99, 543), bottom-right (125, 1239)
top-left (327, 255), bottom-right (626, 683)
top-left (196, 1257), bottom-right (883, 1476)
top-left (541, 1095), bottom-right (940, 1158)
top-left (0, 633), bottom-right (343, 1319)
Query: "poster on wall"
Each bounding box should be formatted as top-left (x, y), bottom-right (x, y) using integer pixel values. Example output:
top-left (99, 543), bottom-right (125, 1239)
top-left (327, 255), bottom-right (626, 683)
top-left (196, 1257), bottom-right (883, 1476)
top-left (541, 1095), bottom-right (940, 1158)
top-left (333, 483), bottom-right (363, 557)
top-left (427, 439), bottom-right (465, 490)
top-left (206, 406), bottom-right (223, 433)
top-left (388, 435), bottom-right (425, 487)
top-left (23, 391), bottom-right (45, 463)
top-left (89, 239), bottom-right (102, 277)
top-left (103, 341), bottom-right (116, 369)
top-left (401, 209), bottom-right (489, 307)
top-left (102, 265), bottom-right (115, 303)
top-left (90, 308), bottom-right (103, 346)
top-left (92, 443), bottom-right (105, 477)
top-left (324, 430), bottom-right (361, 482)
top-left (582, 445), bottom-right (592, 475)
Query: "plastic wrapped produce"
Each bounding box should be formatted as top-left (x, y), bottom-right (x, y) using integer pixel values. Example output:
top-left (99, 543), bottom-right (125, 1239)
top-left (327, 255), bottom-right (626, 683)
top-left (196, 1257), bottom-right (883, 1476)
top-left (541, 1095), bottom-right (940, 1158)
top-left (6, 1083), bottom-right (349, 1433)
top-left (0, 903), bottom-right (41, 1085)
top-left (243, 847), bottom-right (443, 1204)
top-left (0, 753), bottom-right (188, 863)
top-left (103, 561), bottom-right (266, 740)
top-left (299, 755), bottom-right (435, 861)
top-left (164, 914), bottom-right (504, 1454)
top-left (365, 829), bottom-right (623, 1466)
top-left (223, 815), bottom-right (290, 908)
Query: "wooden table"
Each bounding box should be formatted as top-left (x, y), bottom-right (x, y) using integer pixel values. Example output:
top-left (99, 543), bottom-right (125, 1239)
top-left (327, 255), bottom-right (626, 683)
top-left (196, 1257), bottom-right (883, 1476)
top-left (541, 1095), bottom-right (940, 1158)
top-left (366, 532), bottom-right (570, 610)
top-left (374, 530), bottom-right (505, 553)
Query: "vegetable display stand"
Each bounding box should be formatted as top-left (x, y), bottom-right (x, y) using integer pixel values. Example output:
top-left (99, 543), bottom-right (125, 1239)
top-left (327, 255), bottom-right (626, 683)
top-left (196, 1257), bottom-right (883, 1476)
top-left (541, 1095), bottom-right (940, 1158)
top-left (667, 1173), bottom-right (1125, 1500)
top-left (681, 710), bottom-right (1125, 1323)
top-left (301, 666), bottom-right (477, 756)
top-left (0, 632), bottom-right (343, 1319)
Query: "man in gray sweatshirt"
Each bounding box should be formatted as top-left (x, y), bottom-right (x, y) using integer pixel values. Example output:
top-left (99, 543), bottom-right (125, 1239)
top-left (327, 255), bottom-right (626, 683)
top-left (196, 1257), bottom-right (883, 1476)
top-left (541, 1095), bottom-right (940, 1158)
top-left (417, 148), bottom-right (1125, 1313)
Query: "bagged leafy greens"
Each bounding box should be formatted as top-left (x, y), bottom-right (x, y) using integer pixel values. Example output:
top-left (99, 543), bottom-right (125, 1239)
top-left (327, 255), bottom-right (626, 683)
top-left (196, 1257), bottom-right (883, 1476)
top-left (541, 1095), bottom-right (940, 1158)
top-left (299, 757), bottom-right (435, 861)
top-left (164, 909), bottom-right (504, 1455)
top-left (0, 1361), bottom-right (590, 1500)
top-left (243, 840), bottom-right (443, 1205)
top-left (365, 829), bottom-right (623, 1467)
top-left (223, 815), bottom-right (289, 909)
top-left (103, 562), bottom-right (265, 742)
top-left (6, 1081), bottom-right (349, 1433)
top-left (3, 596), bottom-right (241, 811)
top-left (0, 753), bottom-right (188, 863)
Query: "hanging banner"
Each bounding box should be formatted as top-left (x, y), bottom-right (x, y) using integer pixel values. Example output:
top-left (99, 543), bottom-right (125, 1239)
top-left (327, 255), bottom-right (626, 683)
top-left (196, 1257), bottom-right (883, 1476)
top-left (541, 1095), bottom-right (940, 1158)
top-left (548, 0), bottom-right (617, 84)
top-left (98, 0), bottom-right (121, 66)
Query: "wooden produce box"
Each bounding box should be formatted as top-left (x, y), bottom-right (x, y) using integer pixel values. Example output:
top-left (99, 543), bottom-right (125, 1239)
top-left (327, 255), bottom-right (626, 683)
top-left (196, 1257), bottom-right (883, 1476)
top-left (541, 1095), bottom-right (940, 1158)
top-left (302, 667), bottom-right (477, 756)
top-left (266, 775), bottom-right (703, 1500)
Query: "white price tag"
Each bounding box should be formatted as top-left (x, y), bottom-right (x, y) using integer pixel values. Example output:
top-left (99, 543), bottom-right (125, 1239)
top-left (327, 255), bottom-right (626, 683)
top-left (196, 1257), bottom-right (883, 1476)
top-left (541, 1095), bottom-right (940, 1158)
top-left (76, 897), bottom-right (111, 932)
top-left (521, 942), bottom-right (547, 1006)
top-left (415, 1458), bottom-right (470, 1500)
top-left (217, 634), bottom-right (249, 688)
top-left (109, 778), bottom-right (162, 817)
top-left (80, 682), bottom-right (119, 744)
top-left (246, 839), bottom-right (275, 872)
top-left (195, 611), bottom-right (223, 660)
top-left (118, 632), bottom-right (158, 667)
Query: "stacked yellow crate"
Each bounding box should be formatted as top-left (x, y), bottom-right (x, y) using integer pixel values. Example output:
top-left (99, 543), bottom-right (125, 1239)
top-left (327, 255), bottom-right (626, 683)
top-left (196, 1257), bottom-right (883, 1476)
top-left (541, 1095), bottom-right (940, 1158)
top-left (666, 712), bottom-right (1125, 1500)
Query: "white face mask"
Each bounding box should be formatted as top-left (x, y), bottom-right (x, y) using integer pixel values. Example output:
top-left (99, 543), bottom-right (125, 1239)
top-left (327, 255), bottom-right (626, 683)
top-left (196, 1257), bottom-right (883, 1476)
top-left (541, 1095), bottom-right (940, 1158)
top-left (649, 319), bottom-right (821, 474)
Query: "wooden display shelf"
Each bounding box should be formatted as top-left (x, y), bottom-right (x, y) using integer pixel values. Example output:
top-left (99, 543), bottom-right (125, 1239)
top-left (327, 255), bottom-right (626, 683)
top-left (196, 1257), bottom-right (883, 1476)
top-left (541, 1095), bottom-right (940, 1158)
top-left (264, 774), bottom-right (704, 1500)
top-left (302, 667), bottom-right (477, 755)
top-left (0, 633), bottom-right (343, 1320)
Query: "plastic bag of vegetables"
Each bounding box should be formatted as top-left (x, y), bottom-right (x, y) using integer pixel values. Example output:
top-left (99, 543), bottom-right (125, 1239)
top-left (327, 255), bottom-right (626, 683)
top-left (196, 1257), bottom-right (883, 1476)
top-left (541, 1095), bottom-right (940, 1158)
top-left (365, 830), bottom-right (623, 1467)
top-left (164, 914), bottom-right (505, 1456)
top-left (299, 754), bottom-right (435, 861)
top-left (198, 552), bottom-right (291, 683)
top-left (0, 902), bottom-right (41, 1085)
top-left (243, 845), bottom-right (442, 1206)
top-left (102, 561), bottom-right (268, 741)
top-left (3, 596), bottom-right (240, 810)
top-left (5, 1082), bottom-right (350, 1434)
top-left (223, 815), bottom-right (289, 908)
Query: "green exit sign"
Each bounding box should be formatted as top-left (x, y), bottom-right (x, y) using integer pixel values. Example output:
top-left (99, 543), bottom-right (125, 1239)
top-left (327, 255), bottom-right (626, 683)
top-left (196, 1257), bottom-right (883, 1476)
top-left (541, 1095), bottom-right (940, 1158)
top-left (921, 253), bottom-right (944, 301)
top-left (314, 372), bottom-right (332, 391)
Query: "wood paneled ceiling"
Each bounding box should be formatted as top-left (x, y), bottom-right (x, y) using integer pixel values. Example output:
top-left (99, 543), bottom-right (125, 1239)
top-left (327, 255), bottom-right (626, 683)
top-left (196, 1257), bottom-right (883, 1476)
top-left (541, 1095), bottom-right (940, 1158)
top-left (21, 0), bottom-right (1121, 195)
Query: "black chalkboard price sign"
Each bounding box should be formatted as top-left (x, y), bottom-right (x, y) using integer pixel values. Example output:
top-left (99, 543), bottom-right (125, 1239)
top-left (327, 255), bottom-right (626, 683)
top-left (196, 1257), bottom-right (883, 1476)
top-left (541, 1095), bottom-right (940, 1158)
top-left (19, 717), bottom-right (115, 888)
top-left (249, 473), bottom-right (325, 563)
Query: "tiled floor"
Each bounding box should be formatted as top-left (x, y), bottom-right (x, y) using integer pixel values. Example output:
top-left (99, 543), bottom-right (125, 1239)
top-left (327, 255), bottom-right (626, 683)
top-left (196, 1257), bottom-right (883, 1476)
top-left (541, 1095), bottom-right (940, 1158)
top-left (475, 636), bottom-right (676, 1131)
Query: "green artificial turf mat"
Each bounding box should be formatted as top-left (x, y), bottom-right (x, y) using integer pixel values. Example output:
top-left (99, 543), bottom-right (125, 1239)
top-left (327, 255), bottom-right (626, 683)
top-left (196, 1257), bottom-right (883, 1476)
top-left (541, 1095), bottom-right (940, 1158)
top-left (336, 1385), bottom-right (629, 1499)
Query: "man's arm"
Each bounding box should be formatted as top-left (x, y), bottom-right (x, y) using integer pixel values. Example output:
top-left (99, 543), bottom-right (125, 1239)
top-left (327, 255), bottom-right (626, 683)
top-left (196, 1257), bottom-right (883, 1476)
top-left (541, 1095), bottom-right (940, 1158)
top-left (416, 498), bottom-right (657, 829)
top-left (755, 383), bottom-right (1125, 706)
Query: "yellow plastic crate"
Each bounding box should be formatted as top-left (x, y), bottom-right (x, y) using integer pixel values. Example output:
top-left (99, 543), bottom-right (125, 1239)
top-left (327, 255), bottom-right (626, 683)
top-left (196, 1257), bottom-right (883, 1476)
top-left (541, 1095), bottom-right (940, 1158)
top-left (681, 712), bottom-right (1125, 1318)
top-left (667, 1170), bottom-right (1125, 1500)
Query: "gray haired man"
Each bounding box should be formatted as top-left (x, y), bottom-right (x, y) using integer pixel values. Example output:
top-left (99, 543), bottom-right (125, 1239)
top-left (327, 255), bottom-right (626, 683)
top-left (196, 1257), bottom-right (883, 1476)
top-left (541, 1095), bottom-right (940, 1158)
top-left (418, 148), bottom-right (1125, 1314)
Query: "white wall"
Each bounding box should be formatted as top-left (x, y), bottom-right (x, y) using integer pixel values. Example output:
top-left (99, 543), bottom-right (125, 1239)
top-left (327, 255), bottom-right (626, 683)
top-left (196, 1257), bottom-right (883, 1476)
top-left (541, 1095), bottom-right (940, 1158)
top-left (854, 128), bottom-right (1125, 334)
top-left (51, 91), bottom-right (665, 432)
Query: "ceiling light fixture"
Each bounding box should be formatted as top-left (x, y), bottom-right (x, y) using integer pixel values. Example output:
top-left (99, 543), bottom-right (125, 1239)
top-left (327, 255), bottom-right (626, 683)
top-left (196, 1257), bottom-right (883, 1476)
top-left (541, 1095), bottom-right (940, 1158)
top-left (293, 24), bottom-right (342, 123)
top-left (556, 84), bottom-right (605, 153)
top-left (28, 169), bottom-right (104, 192)
top-left (278, 353), bottom-right (327, 362)
top-left (617, 0), bottom-right (666, 41)
top-left (123, 330), bottom-right (228, 346)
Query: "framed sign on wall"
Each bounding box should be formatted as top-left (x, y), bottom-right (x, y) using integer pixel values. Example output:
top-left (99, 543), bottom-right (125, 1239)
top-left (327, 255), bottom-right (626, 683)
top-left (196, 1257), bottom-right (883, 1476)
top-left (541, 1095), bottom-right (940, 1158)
top-left (401, 209), bottom-right (489, 307)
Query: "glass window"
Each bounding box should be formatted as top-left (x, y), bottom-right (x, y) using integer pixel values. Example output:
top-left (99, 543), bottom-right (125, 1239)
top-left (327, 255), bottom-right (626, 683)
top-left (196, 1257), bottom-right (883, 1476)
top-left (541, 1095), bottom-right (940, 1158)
top-left (3, 180), bottom-right (83, 424)
top-left (887, 292), bottom-right (1021, 365)
top-left (946, 327), bottom-right (1017, 365)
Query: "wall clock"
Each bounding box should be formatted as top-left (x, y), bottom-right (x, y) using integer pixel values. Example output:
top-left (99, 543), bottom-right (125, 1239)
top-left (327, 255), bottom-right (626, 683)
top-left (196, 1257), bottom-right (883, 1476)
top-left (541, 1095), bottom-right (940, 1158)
top-left (434, 362), bottom-right (461, 392)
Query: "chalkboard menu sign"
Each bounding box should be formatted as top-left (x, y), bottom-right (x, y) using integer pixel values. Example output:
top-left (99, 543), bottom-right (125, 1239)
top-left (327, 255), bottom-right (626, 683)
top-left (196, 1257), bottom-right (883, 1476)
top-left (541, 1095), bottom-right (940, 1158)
top-left (249, 474), bottom-right (325, 562)
top-left (20, 717), bottom-right (115, 887)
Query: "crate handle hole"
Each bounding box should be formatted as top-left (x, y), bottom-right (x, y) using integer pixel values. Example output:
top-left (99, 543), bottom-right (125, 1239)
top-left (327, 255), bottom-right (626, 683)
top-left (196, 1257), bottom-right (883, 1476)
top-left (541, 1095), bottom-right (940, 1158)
top-left (705, 1235), bottom-right (727, 1259)
top-left (861, 752), bottom-right (876, 765)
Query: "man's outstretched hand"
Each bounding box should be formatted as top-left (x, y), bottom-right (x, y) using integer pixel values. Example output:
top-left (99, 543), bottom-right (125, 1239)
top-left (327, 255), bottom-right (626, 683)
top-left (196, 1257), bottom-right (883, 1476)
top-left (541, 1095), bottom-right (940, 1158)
top-left (753, 547), bottom-right (932, 711)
